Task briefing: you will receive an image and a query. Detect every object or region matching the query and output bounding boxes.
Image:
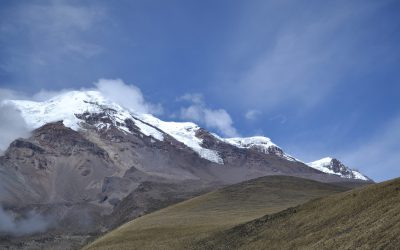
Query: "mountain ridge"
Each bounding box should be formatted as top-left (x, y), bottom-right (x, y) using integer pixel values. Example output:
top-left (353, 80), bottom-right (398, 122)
top-left (4, 90), bottom-right (369, 181)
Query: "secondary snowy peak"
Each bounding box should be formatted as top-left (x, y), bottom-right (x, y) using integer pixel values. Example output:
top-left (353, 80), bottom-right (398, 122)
top-left (307, 157), bottom-right (368, 181)
top-left (223, 136), bottom-right (296, 161)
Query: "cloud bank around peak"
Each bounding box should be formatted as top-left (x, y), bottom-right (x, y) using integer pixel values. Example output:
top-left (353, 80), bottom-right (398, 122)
top-left (94, 79), bottom-right (163, 115)
top-left (178, 93), bottom-right (239, 137)
top-left (0, 89), bottom-right (30, 153)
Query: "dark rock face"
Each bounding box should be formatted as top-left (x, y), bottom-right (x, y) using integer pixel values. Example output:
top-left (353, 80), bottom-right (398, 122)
top-left (329, 158), bottom-right (357, 179)
top-left (0, 115), bottom-right (370, 241)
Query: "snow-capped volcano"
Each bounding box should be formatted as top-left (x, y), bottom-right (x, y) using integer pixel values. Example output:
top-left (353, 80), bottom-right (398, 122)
top-left (3, 90), bottom-right (292, 165)
top-left (307, 157), bottom-right (369, 181)
top-left (3, 90), bottom-right (369, 180)
top-left (5, 91), bottom-right (223, 163)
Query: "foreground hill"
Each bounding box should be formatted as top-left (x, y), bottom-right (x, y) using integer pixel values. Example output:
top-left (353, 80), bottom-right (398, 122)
top-left (194, 177), bottom-right (400, 250)
top-left (83, 176), bottom-right (350, 250)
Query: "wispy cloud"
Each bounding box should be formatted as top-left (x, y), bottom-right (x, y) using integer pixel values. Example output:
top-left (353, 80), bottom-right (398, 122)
top-left (177, 93), bottom-right (204, 105)
top-left (245, 109), bottom-right (261, 121)
top-left (0, 89), bottom-right (30, 153)
top-left (269, 114), bottom-right (287, 124)
top-left (0, 1), bottom-right (105, 75)
top-left (179, 93), bottom-right (239, 137)
top-left (0, 206), bottom-right (49, 236)
top-left (221, 1), bottom-right (386, 114)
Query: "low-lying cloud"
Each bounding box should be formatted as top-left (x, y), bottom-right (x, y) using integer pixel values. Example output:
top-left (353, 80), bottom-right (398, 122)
top-left (0, 89), bottom-right (30, 153)
top-left (179, 93), bottom-right (238, 137)
top-left (245, 109), bottom-right (261, 121)
top-left (0, 206), bottom-right (49, 236)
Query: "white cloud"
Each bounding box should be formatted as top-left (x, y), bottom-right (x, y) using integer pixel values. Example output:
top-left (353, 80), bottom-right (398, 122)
top-left (0, 206), bottom-right (49, 236)
top-left (180, 105), bottom-right (203, 121)
top-left (203, 109), bottom-right (238, 138)
top-left (177, 93), bottom-right (203, 104)
top-left (0, 88), bottom-right (26, 100)
top-left (0, 89), bottom-right (30, 153)
top-left (94, 79), bottom-right (163, 115)
top-left (245, 109), bottom-right (261, 121)
top-left (339, 115), bottom-right (400, 182)
top-left (179, 93), bottom-right (238, 137)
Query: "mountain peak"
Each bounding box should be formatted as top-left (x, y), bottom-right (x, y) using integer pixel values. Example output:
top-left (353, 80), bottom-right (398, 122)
top-left (307, 157), bottom-right (369, 181)
top-left (4, 90), bottom-right (112, 130)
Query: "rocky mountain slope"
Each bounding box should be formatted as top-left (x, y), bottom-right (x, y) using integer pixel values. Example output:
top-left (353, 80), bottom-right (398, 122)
top-left (0, 90), bottom-right (371, 243)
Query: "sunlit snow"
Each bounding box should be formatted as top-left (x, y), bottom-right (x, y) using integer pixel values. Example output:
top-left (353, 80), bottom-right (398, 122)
top-left (307, 157), bottom-right (368, 180)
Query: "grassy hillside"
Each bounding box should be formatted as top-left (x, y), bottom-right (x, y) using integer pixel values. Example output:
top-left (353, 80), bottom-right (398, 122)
top-left (195, 177), bottom-right (400, 250)
top-left (83, 176), bottom-right (349, 250)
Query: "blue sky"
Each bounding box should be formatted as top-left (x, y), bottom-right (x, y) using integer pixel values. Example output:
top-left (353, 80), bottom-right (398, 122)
top-left (0, 0), bottom-right (399, 181)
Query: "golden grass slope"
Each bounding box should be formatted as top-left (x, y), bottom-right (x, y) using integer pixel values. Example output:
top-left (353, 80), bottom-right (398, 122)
top-left (195, 177), bottom-right (400, 250)
top-left (83, 176), bottom-right (349, 250)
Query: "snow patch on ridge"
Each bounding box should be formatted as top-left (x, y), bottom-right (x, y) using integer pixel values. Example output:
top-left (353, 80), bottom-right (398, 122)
top-left (223, 136), bottom-right (296, 161)
top-left (307, 157), bottom-right (337, 174)
top-left (224, 136), bottom-right (276, 149)
top-left (352, 170), bottom-right (369, 181)
top-left (138, 114), bottom-right (223, 164)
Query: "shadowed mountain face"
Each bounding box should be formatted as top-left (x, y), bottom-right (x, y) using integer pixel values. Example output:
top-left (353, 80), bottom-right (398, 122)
top-left (0, 91), bottom-right (371, 248)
